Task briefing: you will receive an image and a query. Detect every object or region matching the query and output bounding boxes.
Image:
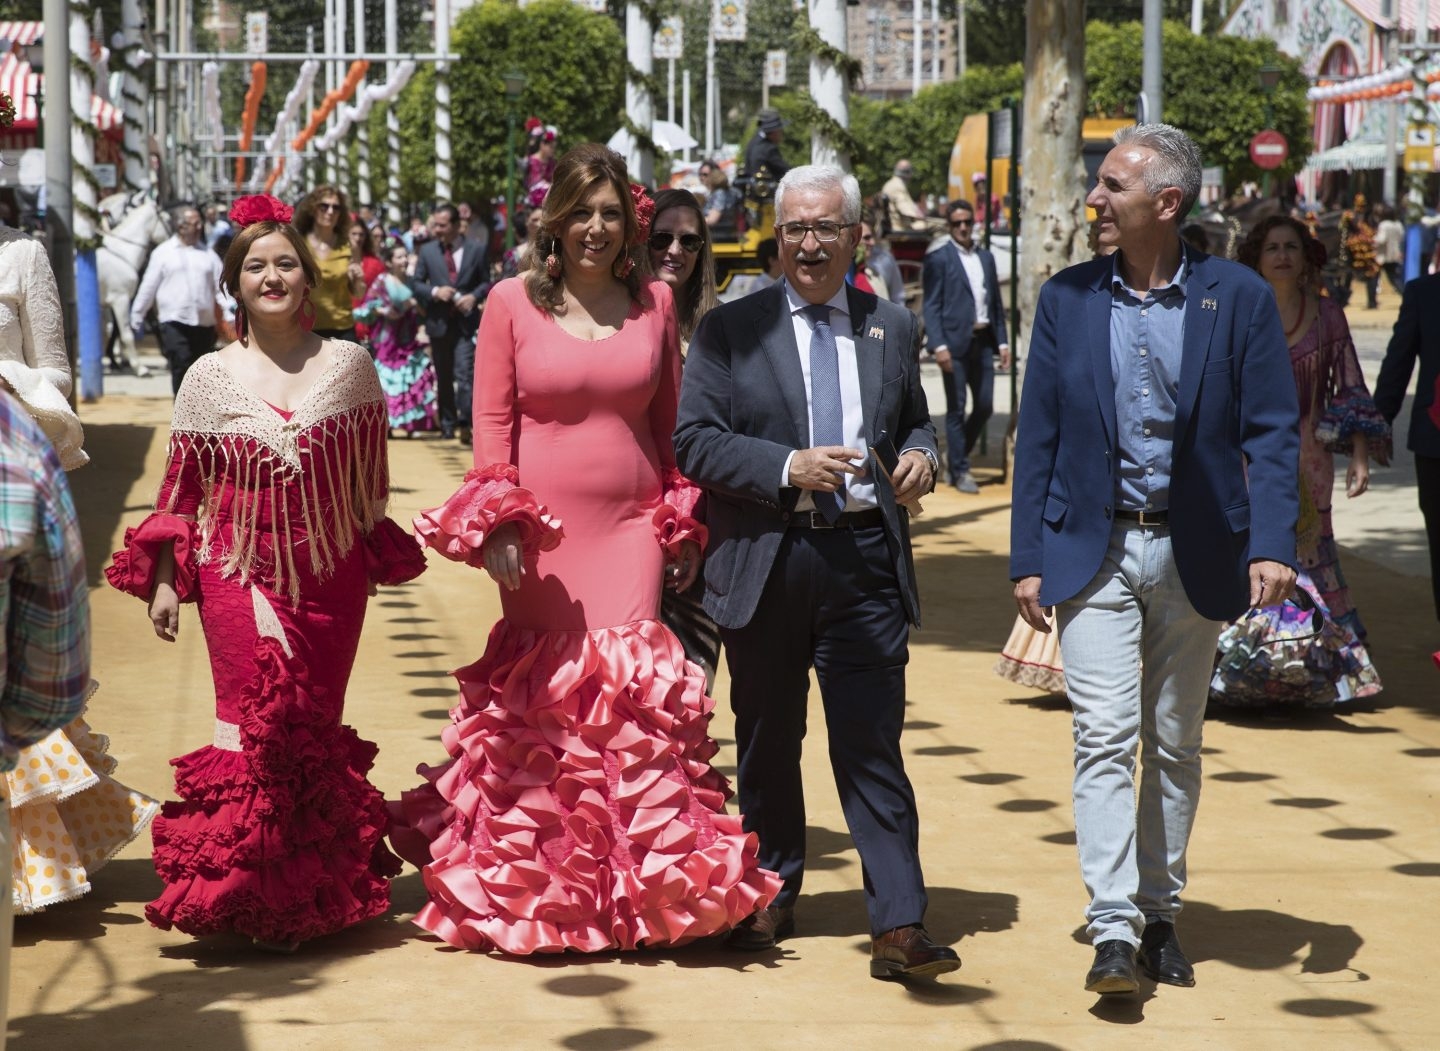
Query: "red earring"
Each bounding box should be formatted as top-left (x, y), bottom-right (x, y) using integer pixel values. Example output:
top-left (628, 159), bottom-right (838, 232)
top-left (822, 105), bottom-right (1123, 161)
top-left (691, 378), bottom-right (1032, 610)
top-left (615, 253), bottom-right (635, 279)
top-left (298, 293), bottom-right (316, 332)
top-left (235, 304), bottom-right (248, 343)
top-left (545, 253), bottom-right (561, 278)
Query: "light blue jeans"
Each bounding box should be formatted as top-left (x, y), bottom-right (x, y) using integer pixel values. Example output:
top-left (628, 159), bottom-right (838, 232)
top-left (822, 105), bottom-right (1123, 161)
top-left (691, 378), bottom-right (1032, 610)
top-left (1056, 521), bottom-right (1223, 947)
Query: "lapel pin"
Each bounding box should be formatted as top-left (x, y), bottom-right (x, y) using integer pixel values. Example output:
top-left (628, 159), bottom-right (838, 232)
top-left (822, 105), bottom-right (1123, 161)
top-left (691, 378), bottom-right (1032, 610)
top-left (867, 324), bottom-right (885, 339)
top-left (1202, 297), bottom-right (1217, 311)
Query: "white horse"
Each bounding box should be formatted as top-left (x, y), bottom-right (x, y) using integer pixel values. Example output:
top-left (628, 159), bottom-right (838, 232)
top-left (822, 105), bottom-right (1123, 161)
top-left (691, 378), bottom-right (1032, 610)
top-left (97, 196), bottom-right (172, 376)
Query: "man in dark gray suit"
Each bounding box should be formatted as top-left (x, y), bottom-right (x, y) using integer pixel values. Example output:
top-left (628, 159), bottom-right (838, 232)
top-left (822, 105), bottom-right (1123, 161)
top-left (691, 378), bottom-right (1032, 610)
top-left (674, 164), bottom-right (958, 982)
top-left (922, 199), bottom-right (1010, 493)
top-left (412, 203), bottom-right (490, 443)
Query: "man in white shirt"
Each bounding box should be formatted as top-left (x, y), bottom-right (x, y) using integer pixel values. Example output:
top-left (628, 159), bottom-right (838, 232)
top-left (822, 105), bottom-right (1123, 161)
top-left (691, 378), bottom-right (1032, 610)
top-left (921, 199), bottom-right (1011, 493)
top-left (130, 206), bottom-right (223, 394)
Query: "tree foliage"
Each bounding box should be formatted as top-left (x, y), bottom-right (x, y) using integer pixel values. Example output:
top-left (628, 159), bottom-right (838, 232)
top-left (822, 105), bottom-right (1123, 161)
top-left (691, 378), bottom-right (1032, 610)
top-left (1086, 19), bottom-right (1312, 190)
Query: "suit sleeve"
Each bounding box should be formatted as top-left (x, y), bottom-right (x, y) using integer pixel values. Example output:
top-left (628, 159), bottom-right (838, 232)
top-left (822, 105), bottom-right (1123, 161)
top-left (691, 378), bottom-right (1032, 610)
top-left (674, 310), bottom-right (798, 504)
top-left (1009, 282), bottom-right (1062, 580)
top-left (1374, 280), bottom-right (1421, 424)
top-left (461, 243), bottom-right (493, 304)
top-left (411, 245), bottom-right (439, 307)
top-left (894, 312), bottom-right (938, 463)
top-left (988, 256), bottom-right (1009, 347)
top-left (921, 253), bottom-right (946, 352)
top-left (1237, 287), bottom-right (1301, 568)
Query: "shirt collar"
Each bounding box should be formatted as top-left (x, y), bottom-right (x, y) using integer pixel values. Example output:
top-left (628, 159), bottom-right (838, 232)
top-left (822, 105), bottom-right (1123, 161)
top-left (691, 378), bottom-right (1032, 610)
top-left (1110, 241), bottom-right (1190, 300)
top-left (782, 279), bottom-right (851, 318)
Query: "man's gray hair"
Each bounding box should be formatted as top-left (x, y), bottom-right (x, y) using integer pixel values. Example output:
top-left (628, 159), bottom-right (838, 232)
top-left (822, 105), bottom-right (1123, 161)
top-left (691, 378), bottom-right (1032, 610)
top-left (775, 165), bottom-right (863, 226)
top-left (1112, 123), bottom-right (1203, 218)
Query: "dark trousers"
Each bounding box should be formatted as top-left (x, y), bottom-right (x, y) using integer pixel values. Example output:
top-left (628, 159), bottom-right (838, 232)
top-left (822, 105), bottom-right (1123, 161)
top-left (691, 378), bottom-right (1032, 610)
top-left (158, 321), bottom-right (217, 394)
top-left (428, 328), bottom-right (475, 431)
top-left (1418, 454), bottom-right (1440, 620)
top-left (720, 525), bottom-right (928, 935)
top-left (940, 327), bottom-right (997, 480)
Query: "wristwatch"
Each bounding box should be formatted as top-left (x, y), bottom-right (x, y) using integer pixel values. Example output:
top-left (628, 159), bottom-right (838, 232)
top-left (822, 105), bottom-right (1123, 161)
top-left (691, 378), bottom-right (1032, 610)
top-left (915, 447), bottom-right (940, 479)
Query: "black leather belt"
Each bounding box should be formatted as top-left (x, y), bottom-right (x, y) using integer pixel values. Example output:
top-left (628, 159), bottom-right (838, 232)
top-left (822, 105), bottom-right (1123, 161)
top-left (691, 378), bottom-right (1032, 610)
top-left (788, 508), bottom-right (886, 530)
top-left (1114, 508), bottom-right (1168, 525)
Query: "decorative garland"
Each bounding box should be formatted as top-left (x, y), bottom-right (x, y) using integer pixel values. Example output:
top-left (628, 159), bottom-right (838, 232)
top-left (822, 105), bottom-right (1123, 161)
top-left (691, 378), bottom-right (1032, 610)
top-left (236, 62), bottom-right (267, 187)
top-left (788, 89), bottom-right (863, 161)
top-left (791, 22), bottom-right (863, 87)
top-left (70, 3), bottom-right (102, 250)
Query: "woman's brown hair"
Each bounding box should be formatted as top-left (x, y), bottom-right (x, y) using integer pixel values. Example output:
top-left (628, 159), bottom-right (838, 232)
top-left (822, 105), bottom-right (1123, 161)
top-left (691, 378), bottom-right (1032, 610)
top-left (524, 143), bottom-right (642, 313)
top-left (645, 188), bottom-right (717, 342)
top-left (1236, 215), bottom-right (1328, 287)
top-left (219, 222), bottom-right (320, 301)
top-left (292, 184), bottom-right (353, 245)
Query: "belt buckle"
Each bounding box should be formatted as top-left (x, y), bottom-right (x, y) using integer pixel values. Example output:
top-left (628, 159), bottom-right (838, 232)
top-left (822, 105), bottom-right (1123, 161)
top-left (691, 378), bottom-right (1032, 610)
top-left (1138, 510), bottom-right (1162, 526)
top-left (809, 511), bottom-right (837, 529)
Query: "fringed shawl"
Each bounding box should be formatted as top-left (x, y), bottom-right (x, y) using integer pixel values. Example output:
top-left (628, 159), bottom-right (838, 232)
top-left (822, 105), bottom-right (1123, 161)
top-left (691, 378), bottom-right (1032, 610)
top-left (158, 342), bottom-right (389, 605)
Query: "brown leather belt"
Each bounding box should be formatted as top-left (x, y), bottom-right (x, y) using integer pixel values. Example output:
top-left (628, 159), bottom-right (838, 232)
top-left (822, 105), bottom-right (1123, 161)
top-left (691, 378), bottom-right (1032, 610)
top-left (1114, 508), bottom-right (1169, 526)
top-left (788, 508), bottom-right (886, 530)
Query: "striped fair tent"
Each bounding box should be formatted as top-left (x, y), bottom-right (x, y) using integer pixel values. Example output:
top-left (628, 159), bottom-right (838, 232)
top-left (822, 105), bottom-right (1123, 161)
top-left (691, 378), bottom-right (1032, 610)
top-left (0, 21), bottom-right (124, 152)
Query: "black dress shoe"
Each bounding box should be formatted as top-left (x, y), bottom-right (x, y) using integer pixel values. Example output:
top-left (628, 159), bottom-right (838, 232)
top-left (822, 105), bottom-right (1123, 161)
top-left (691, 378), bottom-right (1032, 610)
top-left (1084, 940), bottom-right (1139, 995)
top-left (724, 905), bottom-right (795, 951)
top-left (440, 424), bottom-right (456, 440)
top-left (1139, 920), bottom-right (1196, 987)
top-left (457, 427), bottom-right (473, 445)
top-left (870, 925), bottom-right (961, 980)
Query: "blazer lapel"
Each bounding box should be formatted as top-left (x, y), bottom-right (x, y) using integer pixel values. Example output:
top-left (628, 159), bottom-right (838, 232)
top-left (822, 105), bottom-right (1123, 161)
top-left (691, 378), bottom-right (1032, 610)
top-left (847, 285), bottom-right (883, 441)
top-left (757, 286), bottom-right (811, 446)
top-left (1174, 255), bottom-right (1220, 440)
top-left (1087, 273), bottom-right (1119, 449)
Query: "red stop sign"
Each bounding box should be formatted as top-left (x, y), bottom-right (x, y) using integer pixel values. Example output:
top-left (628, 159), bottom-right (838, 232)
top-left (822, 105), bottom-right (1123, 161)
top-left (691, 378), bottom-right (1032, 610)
top-left (1249, 129), bottom-right (1289, 170)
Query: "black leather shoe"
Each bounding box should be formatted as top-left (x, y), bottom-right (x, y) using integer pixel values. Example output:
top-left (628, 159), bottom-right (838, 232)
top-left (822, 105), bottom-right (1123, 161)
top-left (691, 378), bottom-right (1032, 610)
top-left (724, 905), bottom-right (795, 951)
top-left (1139, 920), bottom-right (1196, 987)
top-left (1084, 940), bottom-right (1139, 995)
top-left (870, 925), bottom-right (961, 980)
top-left (457, 427), bottom-right (473, 445)
top-left (439, 425), bottom-right (455, 440)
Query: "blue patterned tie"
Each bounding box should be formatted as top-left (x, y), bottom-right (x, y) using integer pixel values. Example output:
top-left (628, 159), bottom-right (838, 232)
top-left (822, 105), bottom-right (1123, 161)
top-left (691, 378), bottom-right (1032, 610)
top-left (805, 304), bottom-right (845, 523)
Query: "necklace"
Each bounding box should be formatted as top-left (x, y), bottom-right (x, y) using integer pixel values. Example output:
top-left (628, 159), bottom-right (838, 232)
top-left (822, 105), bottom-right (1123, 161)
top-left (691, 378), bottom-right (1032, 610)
top-left (1283, 289), bottom-right (1307, 339)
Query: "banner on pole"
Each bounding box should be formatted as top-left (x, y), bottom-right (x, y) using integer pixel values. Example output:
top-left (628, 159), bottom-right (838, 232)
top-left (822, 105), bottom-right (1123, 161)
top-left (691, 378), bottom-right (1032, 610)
top-left (765, 50), bottom-right (787, 87)
top-left (245, 12), bottom-right (268, 54)
top-left (714, 0), bottom-right (747, 42)
top-left (654, 17), bottom-right (683, 60)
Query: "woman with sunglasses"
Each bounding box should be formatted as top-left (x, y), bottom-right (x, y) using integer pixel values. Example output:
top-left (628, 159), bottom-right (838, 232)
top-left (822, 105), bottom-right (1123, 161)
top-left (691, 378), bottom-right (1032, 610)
top-left (293, 185), bottom-right (366, 341)
top-left (389, 146), bottom-right (778, 955)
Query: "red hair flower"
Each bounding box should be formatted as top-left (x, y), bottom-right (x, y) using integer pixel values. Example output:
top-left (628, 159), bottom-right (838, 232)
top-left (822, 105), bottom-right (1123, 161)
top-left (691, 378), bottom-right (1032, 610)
top-left (229, 194), bottom-right (294, 228)
top-left (0, 91), bottom-right (14, 130)
top-left (630, 184), bottom-right (654, 246)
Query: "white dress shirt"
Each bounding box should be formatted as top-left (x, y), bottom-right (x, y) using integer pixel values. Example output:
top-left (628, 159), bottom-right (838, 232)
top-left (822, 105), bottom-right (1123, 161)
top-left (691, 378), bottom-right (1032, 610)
top-left (779, 281), bottom-right (877, 511)
top-left (954, 242), bottom-right (990, 327)
top-left (130, 236), bottom-right (223, 329)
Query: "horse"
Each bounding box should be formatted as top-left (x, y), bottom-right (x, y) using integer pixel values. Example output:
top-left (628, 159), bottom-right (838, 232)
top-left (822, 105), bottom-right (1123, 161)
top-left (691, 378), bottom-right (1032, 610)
top-left (97, 197), bottom-right (172, 376)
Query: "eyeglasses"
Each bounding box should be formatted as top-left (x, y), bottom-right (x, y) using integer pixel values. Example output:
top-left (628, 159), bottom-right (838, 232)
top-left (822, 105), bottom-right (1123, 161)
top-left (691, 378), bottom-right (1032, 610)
top-left (860, 234), bottom-right (875, 242)
top-left (316, 202), bottom-right (342, 213)
top-left (949, 219), bottom-right (974, 228)
top-left (778, 222), bottom-right (849, 244)
top-left (649, 231), bottom-right (704, 253)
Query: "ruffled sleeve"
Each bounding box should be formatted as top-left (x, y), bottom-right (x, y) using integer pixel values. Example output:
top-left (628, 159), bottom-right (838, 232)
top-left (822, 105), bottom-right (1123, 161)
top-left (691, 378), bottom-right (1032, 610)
top-left (1312, 302), bottom-right (1392, 464)
top-left (412, 463), bottom-right (563, 569)
top-left (104, 513), bottom-right (201, 602)
top-left (363, 517), bottom-right (428, 585)
top-left (653, 466), bottom-right (708, 560)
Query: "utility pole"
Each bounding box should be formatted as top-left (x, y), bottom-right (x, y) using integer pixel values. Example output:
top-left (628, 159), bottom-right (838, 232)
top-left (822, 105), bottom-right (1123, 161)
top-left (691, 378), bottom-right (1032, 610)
top-left (355, 0), bottom-right (370, 208)
top-left (1142, 0), bottom-right (1162, 123)
top-left (434, 0), bottom-right (451, 203)
top-left (43, 0), bottom-right (76, 402)
top-left (386, 0), bottom-right (401, 225)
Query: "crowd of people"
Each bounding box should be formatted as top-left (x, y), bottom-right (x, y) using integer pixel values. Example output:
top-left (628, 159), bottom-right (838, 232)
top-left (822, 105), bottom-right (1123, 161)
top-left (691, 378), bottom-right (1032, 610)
top-left (2, 112), bottom-right (1438, 1022)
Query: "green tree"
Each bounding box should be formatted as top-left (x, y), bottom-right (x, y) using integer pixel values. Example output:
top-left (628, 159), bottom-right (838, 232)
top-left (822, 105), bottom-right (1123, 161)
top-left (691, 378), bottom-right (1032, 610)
top-left (1086, 19), bottom-right (1312, 191)
top-left (394, 0), bottom-right (625, 208)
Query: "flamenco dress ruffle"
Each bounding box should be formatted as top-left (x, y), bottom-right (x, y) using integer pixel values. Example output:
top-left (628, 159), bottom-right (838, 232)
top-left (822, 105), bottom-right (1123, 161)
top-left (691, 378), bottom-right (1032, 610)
top-left (994, 615), bottom-right (1066, 694)
top-left (391, 467), bottom-right (781, 953)
top-left (5, 683), bottom-right (160, 914)
top-left (1209, 572), bottom-right (1382, 709)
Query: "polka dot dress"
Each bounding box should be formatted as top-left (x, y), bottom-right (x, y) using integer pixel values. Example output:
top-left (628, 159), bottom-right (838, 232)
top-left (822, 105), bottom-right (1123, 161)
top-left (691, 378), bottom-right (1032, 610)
top-left (6, 688), bottom-right (160, 914)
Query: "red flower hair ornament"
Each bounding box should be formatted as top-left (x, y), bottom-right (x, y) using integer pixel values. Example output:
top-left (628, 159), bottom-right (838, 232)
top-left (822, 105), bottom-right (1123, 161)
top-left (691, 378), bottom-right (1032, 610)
top-left (0, 91), bottom-right (15, 130)
top-left (229, 194), bottom-right (294, 228)
top-left (630, 184), bottom-right (654, 246)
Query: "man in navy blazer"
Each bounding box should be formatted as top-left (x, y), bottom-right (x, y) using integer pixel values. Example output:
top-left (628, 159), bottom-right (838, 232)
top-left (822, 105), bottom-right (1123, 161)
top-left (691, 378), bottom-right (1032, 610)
top-left (1011, 125), bottom-right (1299, 996)
top-left (1375, 272), bottom-right (1440, 624)
top-left (413, 203), bottom-right (490, 442)
top-left (922, 199), bottom-right (1010, 493)
top-left (675, 164), bottom-right (958, 982)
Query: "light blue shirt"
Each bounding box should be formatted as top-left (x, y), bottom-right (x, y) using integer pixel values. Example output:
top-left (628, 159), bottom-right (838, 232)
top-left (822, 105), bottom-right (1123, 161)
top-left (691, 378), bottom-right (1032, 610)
top-left (1109, 246), bottom-right (1189, 513)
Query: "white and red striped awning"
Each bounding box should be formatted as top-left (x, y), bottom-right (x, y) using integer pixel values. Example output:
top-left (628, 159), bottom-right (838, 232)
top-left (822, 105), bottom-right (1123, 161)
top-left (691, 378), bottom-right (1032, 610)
top-left (0, 22), bottom-right (122, 139)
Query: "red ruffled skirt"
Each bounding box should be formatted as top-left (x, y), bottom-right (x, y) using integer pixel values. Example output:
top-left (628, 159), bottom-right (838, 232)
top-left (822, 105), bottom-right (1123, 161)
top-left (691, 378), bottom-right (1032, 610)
top-left (389, 618), bottom-right (780, 954)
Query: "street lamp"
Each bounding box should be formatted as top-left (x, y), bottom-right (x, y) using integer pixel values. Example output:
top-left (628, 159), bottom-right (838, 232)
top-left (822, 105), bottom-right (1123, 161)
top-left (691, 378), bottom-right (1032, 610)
top-left (503, 69), bottom-right (526, 253)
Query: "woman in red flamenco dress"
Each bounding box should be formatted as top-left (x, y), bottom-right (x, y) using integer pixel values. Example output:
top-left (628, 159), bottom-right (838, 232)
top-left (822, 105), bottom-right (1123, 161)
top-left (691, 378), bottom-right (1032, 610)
top-left (388, 144), bottom-right (780, 954)
top-left (107, 197), bottom-right (426, 952)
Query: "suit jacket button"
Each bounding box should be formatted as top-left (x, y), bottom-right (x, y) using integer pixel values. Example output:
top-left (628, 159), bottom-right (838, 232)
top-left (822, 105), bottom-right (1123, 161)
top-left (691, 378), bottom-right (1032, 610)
top-left (1104, 505), bottom-right (1112, 519)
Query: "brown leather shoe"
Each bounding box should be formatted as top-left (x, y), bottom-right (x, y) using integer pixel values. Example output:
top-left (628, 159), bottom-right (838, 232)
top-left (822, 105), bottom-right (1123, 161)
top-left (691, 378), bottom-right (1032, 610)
top-left (724, 905), bottom-right (795, 951)
top-left (870, 925), bottom-right (961, 979)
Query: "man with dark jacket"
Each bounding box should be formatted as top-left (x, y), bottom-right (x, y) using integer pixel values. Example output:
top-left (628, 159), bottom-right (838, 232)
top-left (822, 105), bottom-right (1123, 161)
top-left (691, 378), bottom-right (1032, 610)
top-left (412, 203), bottom-right (490, 442)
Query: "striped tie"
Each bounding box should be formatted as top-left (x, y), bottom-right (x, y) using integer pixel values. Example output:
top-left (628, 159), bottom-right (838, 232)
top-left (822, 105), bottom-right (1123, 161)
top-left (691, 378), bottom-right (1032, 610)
top-left (805, 304), bottom-right (844, 523)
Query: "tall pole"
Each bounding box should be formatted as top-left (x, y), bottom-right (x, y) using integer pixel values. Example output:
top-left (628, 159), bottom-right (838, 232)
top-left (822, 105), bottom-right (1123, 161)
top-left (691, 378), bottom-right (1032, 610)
top-left (70, 12), bottom-right (103, 400)
top-left (1384, 28), bottom-right (1398, 207)
top-left (306, 26), bottom-right (317, 192)
top-left (121, 0), bottom-right (149, 192)
top-left (43, 0), bottom-right (76, 401)
top-left (683, 69), bottom-right (692, 163)
top-left (386, 0), bottom-right (401, 225)
top-left (705, 20), bottom-right (715, 156)
top-left (912, 0), bottom-right (922, 95)
top-left (668, 58), bottom-right (675, 125)
top-left (336, 0), bottom-right (349, 197)
top-left (355, 0), bottom-right (370, 208)
top-left (810, 0), bottom-right (849, 168)
top-left (625, 3), bottom-right (654, 184)
top-left (435, 0), bottom-right (452, 203)
top-left (957, 0), bottom-right (966, 78)
top-left (1191, 0), bottom-right (1202, 34)
top-left (1141, 0), bottom-right (1162, 124)
top-left (154, 0), bottom-right (168, 197)
top-left (505, 107), bottom-right (517, 252)
top-left (323, 0), bottom-right (336, 185)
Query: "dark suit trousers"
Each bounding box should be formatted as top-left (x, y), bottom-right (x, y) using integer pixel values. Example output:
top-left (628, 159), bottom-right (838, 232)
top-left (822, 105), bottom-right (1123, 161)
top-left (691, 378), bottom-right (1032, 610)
top-left (429, 327), bottom-right (475, 430)
top-left (720, 524), bottom-right (928, 935)
top-left (1419, 454), bottom-right (1440, 620)
top-left (158, 321), bottom-right (216, 395)
top-left (940, 327), bottom-right (997, 480)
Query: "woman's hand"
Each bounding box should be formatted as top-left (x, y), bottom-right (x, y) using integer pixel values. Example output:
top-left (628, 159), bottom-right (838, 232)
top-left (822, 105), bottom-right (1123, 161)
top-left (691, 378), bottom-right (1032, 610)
top-left (482, 522), bottom-right (525, 591)
top-left (1347, 434), bottom-right (1371, 497)
top-left (669, 539), bottom-right (702, 592)
top-left (148, 581), bottom-right (180, 641)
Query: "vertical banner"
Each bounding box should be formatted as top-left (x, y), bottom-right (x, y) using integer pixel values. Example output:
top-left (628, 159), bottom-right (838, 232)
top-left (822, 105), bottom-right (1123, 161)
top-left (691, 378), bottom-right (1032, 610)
top-left (245, 12), bottom-right (268, 54)
top-left (654, 16), bottom-right (683, 60)
top-left (765, 50), bottom-right (787, 87)
top-left (713, 0), bottom-right (748, 42)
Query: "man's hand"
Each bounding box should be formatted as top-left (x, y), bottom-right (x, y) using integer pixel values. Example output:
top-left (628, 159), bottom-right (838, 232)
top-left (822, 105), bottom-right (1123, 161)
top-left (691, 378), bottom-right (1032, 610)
top-left (998, 344), bottom-right (1012, 372)
top-left (668, 539), bottom-right (702, 592)
top-left (482, 522), bottom-right (525, 591)
top-left (891, 449), bottom-right (933, 507)
top-left (934, 347), bottom-right (954, 374)
top-left (1248, 559), bottom-right (1296, 608)
top-left (455, 293), bottom-right (478, 315)
top-left (788, 446), bottom-right (864, 492)
top-left (434, 285), bottom-right (457, 303)
top-left (1013, 575), bottom-right (1052, 633)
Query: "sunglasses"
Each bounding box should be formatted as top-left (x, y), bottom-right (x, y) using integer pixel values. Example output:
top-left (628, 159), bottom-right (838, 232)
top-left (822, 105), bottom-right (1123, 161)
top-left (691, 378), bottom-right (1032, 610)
top-left (316, 202), bottom-right (343, 213)
top-left (649, 231), bottom-right (704, 253)
top-left (950, 219), bottom-right (974, 228)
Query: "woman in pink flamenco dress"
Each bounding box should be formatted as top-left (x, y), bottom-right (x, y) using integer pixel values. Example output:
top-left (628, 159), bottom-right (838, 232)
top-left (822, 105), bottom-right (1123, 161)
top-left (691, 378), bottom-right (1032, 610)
top-left (107, 197), bottom-right (425, 951)
top-left (388, 144), bottom-right (779, 954)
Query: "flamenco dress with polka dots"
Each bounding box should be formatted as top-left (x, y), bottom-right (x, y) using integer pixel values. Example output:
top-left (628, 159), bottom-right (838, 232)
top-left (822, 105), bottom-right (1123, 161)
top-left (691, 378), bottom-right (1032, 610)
top-left (107, 343), bottom-right (426, 945)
